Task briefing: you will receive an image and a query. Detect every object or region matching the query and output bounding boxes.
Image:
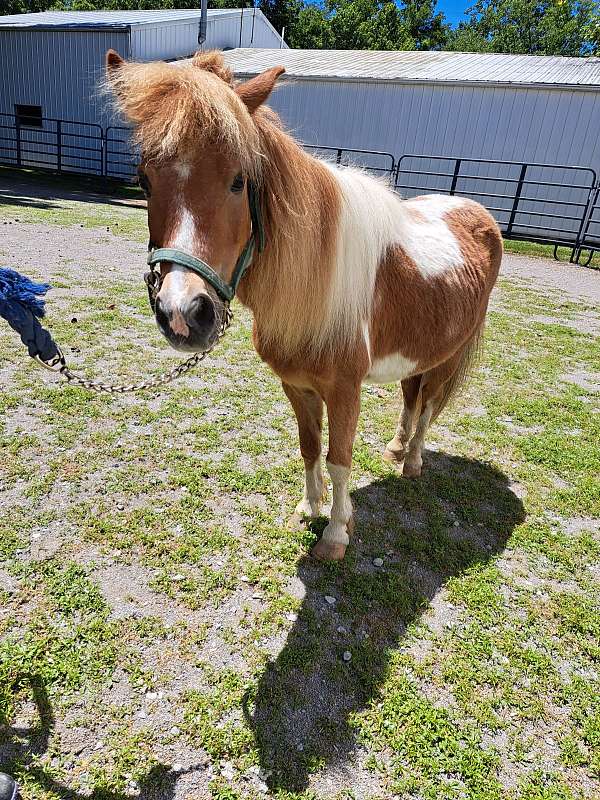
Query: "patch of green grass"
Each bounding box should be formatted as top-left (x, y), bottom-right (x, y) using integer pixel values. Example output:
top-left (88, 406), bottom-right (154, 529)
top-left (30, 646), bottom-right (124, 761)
top-left (503, 238), bottom-right (599, 270)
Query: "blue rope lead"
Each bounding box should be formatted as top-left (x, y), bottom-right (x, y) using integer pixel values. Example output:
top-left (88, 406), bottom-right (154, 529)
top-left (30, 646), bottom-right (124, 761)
top-left (0, 268), bottom-right (60, 362)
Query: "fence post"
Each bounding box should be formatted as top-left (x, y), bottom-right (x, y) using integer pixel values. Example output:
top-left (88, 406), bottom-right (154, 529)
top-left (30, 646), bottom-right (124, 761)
top-left (336, 148), bottom-right (342, 165)
top-left (449, 158), bottom-right (461, 195)
top-left (506, 163), bottom-right (528, 238)
top-left (56, 120), bottom-right (62, 173)
top-left (15, 117), bottom-right (22, 168)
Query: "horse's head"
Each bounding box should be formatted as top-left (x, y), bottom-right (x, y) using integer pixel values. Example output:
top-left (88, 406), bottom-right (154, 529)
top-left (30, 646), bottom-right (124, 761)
top-left (105, 50), bottom-right (284, 352)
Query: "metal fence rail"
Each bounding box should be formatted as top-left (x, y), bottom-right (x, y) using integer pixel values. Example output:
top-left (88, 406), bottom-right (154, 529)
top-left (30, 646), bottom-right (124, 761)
top-left (0, 112), bottom-right (598, 264)
top-left (0, 113), bottom-right (104, 176)
top-left (302, 144), bottom-right (396, 180)
top-left (395, 154), bottom-right (598, 261)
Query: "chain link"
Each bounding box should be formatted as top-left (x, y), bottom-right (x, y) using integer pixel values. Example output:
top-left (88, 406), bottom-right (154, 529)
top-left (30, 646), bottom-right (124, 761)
top-left (34, 305), bottom-right (233, 395)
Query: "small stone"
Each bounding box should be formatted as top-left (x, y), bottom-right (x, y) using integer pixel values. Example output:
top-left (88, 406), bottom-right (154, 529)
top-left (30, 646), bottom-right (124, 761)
top-left (170, 726), bottom-right (180, 736)
top-left (324, 595), bottom-right (336, 605)
top-left (172, 763), bottom-right (184, 773)
top-left (373, 557), bottom-right (384, 567)
top-left (342, 651), bottom-right (352, 662)
top-left (240, 575), bottom-right (250, 582)
top-left (252, 592), bottom-right (262, 600)
top-left (172, 574), bottom-right (185, 581)
top-left (453, 520), bottom-right (460, 527)
top-left (336, 626), bottom-right (347, 634)
top-left (286, 612), bottom-right (297, 622)
top-left (94, 740), bottom-right (104, 750)
top-left (296, 743), bottom-right (304, 751)
top-left (116, 503), bottom-right (125, 511)
top-left (137, 710), bottom-right (147, 719)
top-left (146, 691), bottom-right (158, 700)
top-left (220, 761), bottom-right (235, 780)
top-left (256, 781), bottom-right (268, 793)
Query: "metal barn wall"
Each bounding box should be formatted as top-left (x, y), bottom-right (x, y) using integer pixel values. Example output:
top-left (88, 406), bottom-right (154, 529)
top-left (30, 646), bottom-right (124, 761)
top-left (0, 28), bottom-right (129, 124)
top-left (130, 22), bottom-right (196, 61)
top-left (269, 79), bottom-right (600, 166)
top-left (131, 12), bottom-right (284, 61)
top-left (267, 78), bottom-right (600, 239)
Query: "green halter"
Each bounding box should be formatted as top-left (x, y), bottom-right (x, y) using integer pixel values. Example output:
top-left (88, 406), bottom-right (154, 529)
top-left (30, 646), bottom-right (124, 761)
top-left (147, 181), bottom-right (265, 304)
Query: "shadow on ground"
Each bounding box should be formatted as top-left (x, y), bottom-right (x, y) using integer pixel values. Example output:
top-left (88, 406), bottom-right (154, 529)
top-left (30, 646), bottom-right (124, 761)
top-left (247, 450), bottom-right (525, 792)
top-left (0, 678), bottom-right (188, 800)
top-left (0, 168), bottom-right (144, 211)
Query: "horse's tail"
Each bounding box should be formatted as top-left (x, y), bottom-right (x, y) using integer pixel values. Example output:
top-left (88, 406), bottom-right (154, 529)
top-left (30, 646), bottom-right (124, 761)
top-left (430, 323), bottom-right (484, 424)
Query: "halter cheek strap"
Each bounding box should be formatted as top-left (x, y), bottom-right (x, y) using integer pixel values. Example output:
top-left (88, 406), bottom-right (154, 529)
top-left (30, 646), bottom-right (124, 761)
top-left (146, 181), bottom-right (264, 304)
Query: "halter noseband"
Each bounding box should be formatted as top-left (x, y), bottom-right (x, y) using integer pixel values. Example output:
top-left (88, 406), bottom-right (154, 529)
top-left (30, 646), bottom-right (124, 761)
top-left (146, 181), bottom-right (265, 304)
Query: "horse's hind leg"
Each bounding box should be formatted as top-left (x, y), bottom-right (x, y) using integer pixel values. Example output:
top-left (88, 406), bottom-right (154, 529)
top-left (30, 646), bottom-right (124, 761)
top-left (384, 375), bottom-right (422, 464)
top-left (403, 353), bottom-right (461, 478)
top-left (282, 382), bottom-right (326, 528)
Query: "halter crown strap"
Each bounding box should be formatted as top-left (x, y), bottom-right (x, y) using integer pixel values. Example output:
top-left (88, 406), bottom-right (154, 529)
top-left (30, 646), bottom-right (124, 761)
top-left (147, 181), bottom-right (264, 304)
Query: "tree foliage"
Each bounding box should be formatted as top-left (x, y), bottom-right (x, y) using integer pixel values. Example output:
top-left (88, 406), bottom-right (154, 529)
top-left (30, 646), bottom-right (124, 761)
top-left (446, 0), bottom-right (600, 55)
top-left (1, 0), bottom-right (598, 56)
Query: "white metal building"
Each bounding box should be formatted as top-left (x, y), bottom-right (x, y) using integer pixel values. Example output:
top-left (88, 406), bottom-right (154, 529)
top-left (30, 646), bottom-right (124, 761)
top-left (0, 10), bottom-right (286, 127)
top-left (221, 48), bottom-right (600, 246)
top-left (222, 48), bottom-right (600, 169)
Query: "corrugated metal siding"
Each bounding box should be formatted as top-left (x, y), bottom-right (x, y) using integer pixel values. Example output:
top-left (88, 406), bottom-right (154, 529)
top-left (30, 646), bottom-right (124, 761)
top-left (131, 21), bottom-right (198, 60)
top-left (0, 28), bottom-right (129, 125)
top-left (224, 48), bottom-right (600, 87)
top-left (266, 79), bottom-right (600, 240)
top-left (0, 10), bottom-right (248, 27)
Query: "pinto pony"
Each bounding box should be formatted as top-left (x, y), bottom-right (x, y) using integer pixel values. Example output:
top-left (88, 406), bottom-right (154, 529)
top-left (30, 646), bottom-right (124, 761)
top-left (105, 50), bottom-right (502, 561)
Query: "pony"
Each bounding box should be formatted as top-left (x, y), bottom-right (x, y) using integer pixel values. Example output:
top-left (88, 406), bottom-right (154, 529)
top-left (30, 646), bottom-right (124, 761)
top-left (105, 50), bottom-right (502, 561)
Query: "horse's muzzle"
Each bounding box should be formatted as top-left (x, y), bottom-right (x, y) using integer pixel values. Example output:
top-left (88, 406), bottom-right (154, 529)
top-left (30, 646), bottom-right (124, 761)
top-left (154, 291), bottom-right (219, 352)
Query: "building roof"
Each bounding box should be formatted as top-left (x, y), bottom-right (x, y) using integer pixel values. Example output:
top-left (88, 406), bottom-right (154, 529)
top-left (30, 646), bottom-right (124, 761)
top-left (0, 9), bottom-right (248, 30)
top-left (222, 48), bottom-right (600, 88)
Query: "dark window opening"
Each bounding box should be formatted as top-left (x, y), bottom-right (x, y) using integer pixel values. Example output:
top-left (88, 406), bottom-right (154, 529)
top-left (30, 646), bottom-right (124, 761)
top-left (15, 104), bottom-right (43, 127)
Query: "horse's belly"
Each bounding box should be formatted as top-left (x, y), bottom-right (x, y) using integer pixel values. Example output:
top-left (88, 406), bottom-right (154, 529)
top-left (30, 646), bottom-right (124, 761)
top-left (363, 352), bottom-right (418, 385)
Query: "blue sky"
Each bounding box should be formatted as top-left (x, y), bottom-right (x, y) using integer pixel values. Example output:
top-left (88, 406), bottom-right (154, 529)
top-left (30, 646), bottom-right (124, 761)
top-left (437, 0), bottom-right (469, 26)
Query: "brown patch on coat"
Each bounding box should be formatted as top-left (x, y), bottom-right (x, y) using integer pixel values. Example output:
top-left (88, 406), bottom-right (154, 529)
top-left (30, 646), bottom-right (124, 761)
top-left (369, 199), bottom-right (501, 373)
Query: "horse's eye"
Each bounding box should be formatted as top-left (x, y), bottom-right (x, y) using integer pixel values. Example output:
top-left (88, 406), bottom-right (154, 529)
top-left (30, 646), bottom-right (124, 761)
top-left (138, 171), bottom-right (151, 197)
top-left (231, 173), bottom-right (245, 193)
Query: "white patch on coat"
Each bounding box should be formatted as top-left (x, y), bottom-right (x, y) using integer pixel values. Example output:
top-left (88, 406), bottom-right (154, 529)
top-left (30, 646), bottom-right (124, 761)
top-left (174, 161), bottom-right (192, 179)
top-left (161, 206), bottom-right (198, 307)
top-left (319, 164), bottom-right (466, 351)
top-left (364, 352), bottom-right (418, 384)
top-left (397, 195), bottom-right (466, 278)
top-left (321, 163), bottom-right (404, 351)
top-left (295, 461), bottom-right (324, 517)
top-left (322, 462), bottom-right (352, 546)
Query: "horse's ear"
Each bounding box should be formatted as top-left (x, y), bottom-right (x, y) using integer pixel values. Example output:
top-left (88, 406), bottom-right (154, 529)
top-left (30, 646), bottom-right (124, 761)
top-left (236, 66), bottom-right (285, 114)
top-left (106, 49), bottom-right (125, 74)
top-left (192, 51), bottom-right (234, 84)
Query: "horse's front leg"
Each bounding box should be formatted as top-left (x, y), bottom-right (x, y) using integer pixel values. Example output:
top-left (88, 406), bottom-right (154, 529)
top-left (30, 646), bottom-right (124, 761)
top-left (282, 382), bottom-right (326, 528)
top-left (312, 381), bottom-right (361, 562)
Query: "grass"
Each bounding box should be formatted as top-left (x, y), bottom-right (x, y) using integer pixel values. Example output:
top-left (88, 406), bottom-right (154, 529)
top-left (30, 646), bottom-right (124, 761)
top-left (0, 180), bottom-right (599, 799)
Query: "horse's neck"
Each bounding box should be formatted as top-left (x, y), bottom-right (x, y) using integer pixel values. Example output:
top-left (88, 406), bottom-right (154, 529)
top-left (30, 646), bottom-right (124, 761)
top-left (237, 137), bottom-right (341, 354)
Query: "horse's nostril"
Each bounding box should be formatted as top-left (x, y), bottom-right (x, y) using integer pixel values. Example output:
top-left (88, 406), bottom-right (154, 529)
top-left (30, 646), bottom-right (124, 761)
top-left (189, 293), bottom-right (216, 330)
top-left (154, 295), bottom-right (170, 330)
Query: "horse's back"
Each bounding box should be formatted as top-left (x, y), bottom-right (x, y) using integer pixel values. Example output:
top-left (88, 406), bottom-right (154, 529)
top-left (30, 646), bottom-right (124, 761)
top-left (401, 193), bottom-right (502, 289)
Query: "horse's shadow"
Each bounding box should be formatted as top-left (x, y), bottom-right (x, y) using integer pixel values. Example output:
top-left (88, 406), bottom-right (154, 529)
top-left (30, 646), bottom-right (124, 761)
top-left (0, 678), bottom-right (183, 800)
top-left (246, 450), bottom-right (525, 792)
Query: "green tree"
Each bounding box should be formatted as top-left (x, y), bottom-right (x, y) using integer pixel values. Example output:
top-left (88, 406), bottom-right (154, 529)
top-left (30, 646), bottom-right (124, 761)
top-left (289, 4), bottom-right (334, 48)
top-left (446, 0), bottom-right (600, 55)
top-left (401, 0), bottom-right (449, 49)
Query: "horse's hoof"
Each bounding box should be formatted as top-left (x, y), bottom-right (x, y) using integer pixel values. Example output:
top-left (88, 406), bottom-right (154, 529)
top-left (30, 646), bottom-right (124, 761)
top-left (403, 461), bottom-right (422, 478)
top-left (383, 447), bottom-right (405, 464)
top-left (311, 539), bottom-right (347, 561)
